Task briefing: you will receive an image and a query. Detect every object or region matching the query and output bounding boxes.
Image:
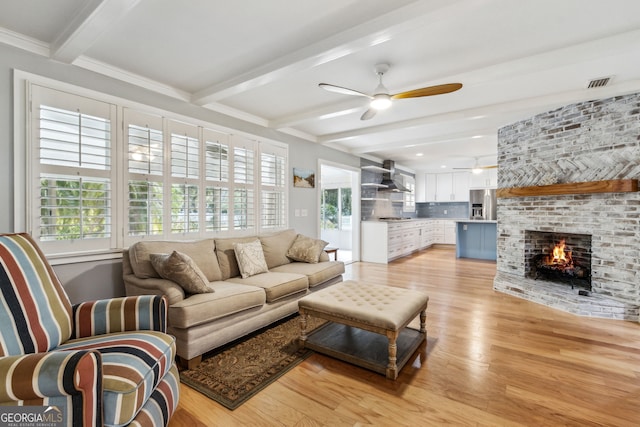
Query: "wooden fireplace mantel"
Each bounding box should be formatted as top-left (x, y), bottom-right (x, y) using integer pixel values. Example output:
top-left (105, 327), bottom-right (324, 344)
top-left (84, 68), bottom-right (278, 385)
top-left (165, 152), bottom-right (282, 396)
top-left (496, 179), bottom-right (638, 198)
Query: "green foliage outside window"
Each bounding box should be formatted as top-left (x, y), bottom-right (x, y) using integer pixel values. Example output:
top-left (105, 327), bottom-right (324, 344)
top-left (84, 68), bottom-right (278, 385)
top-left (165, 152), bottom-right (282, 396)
top-left (40, 177), bottom-right (110, 240)
top-left (322, 187), bottom-right (351, 230)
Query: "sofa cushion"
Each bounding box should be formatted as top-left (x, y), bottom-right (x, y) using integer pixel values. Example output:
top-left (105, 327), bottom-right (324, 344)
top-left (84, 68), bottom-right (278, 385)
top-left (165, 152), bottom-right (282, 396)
top-left (58, 330), bottom-right (176, 426)
top-left (168, 281), bottom-right (266, 329)
top-left (129, 239), bottom-right (222, 282)
top-left (234, 239), bottom-right (269, 278)
top-left (286, 234), bottom-right (328, 263)
top-left (259, 229), bottom-right (297, 269)
top-left (215, 236), bottom-right (259, 279)
top-left (271, 261), bottom-right (345, 287)
top-left (150, 251), bottom-right (213, 294)
top-left (227, 272), bottom-right (308, 303)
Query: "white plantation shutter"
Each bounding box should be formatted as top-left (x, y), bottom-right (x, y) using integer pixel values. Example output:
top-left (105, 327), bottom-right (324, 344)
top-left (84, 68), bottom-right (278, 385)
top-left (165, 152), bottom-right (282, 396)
top-left (169, 120), bottom-right (200, 235)
top-left (31, 85), bottom-right (116, 253)
top-left (124, 110), bottom-right (164, 243)
top-left (204, 128), bottom-right (230, 232)
top-left (260, 143), bottom-right (287, 230)
top-left (232, 137), bottom-right (255, 231)
top-left (25, 79), bottom-right (288, 257)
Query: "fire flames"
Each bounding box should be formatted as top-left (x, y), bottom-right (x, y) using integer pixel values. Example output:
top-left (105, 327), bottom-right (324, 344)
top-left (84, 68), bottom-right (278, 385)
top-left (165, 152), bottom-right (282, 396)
top-left (546, 240), bottom-right (573, 267)
top-left (552, 240), bottom-right (570, 264)
top-left (534, 238), bottom-right (589, 282)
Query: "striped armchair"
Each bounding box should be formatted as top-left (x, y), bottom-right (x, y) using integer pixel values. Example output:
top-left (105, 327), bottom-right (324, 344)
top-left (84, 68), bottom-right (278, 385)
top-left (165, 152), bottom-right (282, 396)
top-left (0, 233), bottom-right (179, 426)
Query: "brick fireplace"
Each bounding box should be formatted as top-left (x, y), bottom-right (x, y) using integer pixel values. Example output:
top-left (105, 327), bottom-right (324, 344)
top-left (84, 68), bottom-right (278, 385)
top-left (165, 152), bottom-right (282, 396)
top-left (493, 92), bottom-right (640, 321)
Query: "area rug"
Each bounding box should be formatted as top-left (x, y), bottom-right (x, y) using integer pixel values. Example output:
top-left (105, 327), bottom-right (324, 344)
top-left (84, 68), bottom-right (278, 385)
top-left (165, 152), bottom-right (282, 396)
top-left (179, 314), bottom-right (327, 410)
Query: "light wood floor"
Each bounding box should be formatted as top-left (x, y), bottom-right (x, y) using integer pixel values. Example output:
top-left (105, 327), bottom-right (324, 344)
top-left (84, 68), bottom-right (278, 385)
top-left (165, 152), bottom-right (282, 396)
top-left (169, 247), bottom-right (640, 426)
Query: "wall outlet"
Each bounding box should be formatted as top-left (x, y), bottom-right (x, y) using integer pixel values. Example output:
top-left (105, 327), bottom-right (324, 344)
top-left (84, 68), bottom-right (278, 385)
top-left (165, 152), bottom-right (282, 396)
top-left (294, 209), bottom-right (300, 217)
top-left (444, 210), bottom-right (447, 214)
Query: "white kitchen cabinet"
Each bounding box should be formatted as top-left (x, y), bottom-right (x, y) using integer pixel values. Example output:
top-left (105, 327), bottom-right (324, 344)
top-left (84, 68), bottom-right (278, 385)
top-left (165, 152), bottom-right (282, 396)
top-left (435, 173), bottom-right (452, 201)
top-left (425, 173), bottom-right (438, 201)
top-left (425, 173), bottom-right (469, 201)
top-left (444, 220), bottom-right (457, 244)
top-left (469, 168), bottom-right (498, 188)
top-left (362, 219), bottom-right (437, 263)
top-left (415, 172), bottom-right (426, 202)
top-left (431, 220), bottom-right (456, 244)
top-left (452, 172), bottom-right (470, 201)
top-left (419, 220), bottom-right (435, 248)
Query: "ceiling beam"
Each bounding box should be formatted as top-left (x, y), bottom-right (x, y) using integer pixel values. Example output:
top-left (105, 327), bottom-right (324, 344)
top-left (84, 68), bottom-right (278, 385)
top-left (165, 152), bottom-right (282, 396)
top-left (190, 0), bottom-right (472, 105)
top-left (269, 98), bottom-right (365, 128)
top-left (348, 129), bottom-right (498, 155)
top-left (50, 0), bottom-right (141, 63)
top-left (318, 79), bottom-right (640, 144)
top-left (275, 26), bottom-right (640, 132)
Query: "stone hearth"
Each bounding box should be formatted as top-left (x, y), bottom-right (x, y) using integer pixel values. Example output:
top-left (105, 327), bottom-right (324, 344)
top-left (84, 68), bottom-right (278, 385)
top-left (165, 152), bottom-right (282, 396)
top-left (493, 92), bottom-right (640, 321)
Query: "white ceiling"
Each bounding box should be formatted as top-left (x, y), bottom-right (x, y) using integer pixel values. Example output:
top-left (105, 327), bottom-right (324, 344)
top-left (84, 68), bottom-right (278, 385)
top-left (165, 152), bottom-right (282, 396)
top-left (2, 0), bottom-right (640, 171)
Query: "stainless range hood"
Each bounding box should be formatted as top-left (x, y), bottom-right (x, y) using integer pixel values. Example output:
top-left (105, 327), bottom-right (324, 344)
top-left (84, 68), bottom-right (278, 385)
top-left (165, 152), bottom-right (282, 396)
top-left (379, 160), bottom-right (410, 192)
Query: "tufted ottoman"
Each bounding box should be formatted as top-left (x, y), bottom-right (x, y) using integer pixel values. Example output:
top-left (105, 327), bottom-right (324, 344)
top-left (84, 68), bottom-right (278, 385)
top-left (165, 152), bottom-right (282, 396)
top-left (298, 280), bottom-right (428, 379)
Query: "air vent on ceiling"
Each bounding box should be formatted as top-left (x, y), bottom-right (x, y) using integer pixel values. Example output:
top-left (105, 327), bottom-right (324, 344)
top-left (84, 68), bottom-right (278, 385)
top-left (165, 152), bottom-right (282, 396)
top-left (587, 77), bottom-right (611, 89)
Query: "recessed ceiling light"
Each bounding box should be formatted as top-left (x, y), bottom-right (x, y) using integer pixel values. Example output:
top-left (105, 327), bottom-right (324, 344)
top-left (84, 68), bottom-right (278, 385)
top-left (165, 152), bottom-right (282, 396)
top-left (471, 135), bottom-right (483, 139)
top-left (416, 153), bottom-right (423, 157)
top-left (440, 165), bottom-right (447, 169)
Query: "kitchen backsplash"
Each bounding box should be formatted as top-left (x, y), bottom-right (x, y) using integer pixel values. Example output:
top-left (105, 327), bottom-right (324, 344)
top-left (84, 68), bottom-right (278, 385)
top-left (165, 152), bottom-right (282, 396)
top-left (361, 199), bottom-right (417, 220)
top-left (416, 202), bottom-right (468, 218)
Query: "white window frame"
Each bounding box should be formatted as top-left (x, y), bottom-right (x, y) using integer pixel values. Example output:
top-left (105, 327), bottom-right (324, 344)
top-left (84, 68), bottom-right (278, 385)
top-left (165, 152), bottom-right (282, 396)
top-left (259, 142), bottom-right (288, 232)
top-left (29, 84), bottom-right (118, 255)
top-left (123, 109), bottom-right (165, 247)
top-left (14, 70), bottom-right (288, 263)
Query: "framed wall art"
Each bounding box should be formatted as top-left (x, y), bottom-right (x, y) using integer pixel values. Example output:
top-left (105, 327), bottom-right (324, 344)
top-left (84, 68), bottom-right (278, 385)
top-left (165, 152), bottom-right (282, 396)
top-left (293, 168), bottom-right (315, 188)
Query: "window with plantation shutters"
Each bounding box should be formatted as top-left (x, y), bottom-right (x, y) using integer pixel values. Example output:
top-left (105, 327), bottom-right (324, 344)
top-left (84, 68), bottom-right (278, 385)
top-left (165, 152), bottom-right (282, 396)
top-left (23, 78), bottom-right (289, 258)
top-left (204, 128), bottom-right (230, 232)
top-left (31, 85), bottom-right (116, 253)
top-left (124, 110), bottom-right (164, 243)
top-left (260, 143), bottom-right (287, 230)
top-left (169, 121), bottom-right (200, 235)
top-left (232, 138), bottom-right (255, 231)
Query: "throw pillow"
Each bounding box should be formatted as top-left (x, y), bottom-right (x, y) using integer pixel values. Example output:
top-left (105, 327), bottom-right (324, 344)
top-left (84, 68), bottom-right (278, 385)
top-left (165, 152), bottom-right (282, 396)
top-left (150, 251), bottom-right (213, 294)
top-left (234, 239), bottom-right (269, 279)
top-left (259, 229), bottom-right (297, 269)
top-left (286, 234), bottom-right (328, 264)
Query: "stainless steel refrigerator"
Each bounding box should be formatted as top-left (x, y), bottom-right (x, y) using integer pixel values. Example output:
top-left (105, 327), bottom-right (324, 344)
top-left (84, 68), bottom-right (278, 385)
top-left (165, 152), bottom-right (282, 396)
top-left (469, 189), bottom-right (497, 220)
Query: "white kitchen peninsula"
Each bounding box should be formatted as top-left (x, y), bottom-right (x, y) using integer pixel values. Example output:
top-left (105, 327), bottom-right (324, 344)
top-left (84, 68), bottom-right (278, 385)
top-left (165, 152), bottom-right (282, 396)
top-left (361, 219), bottom-right (457, 264)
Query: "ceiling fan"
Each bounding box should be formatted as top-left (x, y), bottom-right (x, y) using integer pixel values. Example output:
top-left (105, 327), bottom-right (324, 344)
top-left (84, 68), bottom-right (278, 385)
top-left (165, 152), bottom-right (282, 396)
top-left (318, 63), bottom-right (462, 120)
top-left (453, 157), bottom-right (498, 174)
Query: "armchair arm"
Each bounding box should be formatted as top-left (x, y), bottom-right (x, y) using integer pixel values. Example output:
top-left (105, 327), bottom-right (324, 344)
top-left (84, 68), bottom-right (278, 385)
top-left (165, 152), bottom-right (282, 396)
top-left (123, 272), bottom-right (185, 305)
top-left (71, 295), bottom-right (168, 339)
top-left (0, 351), bottom-right (102, 427)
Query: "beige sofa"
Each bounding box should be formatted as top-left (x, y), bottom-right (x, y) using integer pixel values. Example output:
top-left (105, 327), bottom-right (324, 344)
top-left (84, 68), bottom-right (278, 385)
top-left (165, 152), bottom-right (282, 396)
top-left (122, 229), bottom-right (344, 368)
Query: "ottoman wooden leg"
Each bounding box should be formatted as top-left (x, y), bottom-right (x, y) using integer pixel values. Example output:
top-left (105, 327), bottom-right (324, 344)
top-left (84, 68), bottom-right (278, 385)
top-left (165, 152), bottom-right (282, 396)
top-left (386, 330), bottom-right (399, 380)
top-left (299, 310), bottom-right (308, 348)
top-left (419, 309), bottom-right (427, 334)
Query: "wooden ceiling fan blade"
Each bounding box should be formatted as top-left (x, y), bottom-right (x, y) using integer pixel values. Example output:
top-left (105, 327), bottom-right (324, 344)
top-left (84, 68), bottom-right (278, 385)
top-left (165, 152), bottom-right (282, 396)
top-left (391, 83), bottom-right (463, 99)
top-left (360, 108), bottom-right (377, 120)
top-left (319, 83), bottom-right (371, 98)
top-left (452, 165), bottom-right (497, 170)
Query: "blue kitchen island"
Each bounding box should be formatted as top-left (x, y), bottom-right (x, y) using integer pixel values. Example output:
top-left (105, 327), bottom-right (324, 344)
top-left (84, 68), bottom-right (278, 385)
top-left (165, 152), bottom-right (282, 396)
top-left (455, 220), bottom-right (497, 261)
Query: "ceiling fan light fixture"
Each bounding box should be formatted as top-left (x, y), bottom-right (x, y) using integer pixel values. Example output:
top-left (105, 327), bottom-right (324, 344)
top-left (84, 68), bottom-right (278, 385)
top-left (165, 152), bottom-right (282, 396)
top-left (471, 167), bottom-right (484, 174)
top-left (370, 94), bottom-right (392, 110)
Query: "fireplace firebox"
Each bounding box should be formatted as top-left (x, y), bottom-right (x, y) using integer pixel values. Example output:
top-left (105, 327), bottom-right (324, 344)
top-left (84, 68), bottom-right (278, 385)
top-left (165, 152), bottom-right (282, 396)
top-left (524, 230), bottom-right (591, 290)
